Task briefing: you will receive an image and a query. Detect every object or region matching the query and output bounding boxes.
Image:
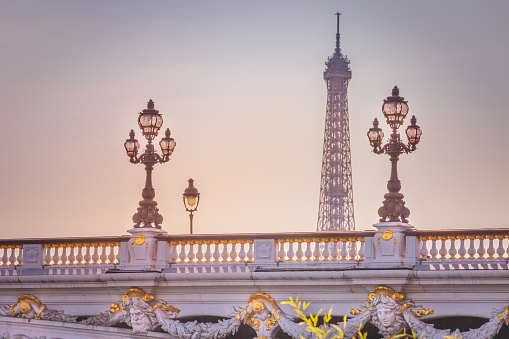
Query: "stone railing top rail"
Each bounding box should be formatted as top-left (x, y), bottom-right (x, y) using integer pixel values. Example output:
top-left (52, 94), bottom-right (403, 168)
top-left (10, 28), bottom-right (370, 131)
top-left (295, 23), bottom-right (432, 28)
top-left (406, 228), bottom-right (509, 237)
top-left (3, 228), bottom-right (509, 245)
top-left (0, 235), bottom-right (130, 246)
top-left (157, 230), bottom-right (376, 242)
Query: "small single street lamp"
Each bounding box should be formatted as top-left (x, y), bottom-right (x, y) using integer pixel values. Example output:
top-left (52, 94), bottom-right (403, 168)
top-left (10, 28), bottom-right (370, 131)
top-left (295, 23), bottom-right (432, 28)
top-left (367, 86), bottom-right (422, 223)
top-left (124, 99), bottom-right (176, 228)
top-left (183, 178), bottom-right (200, 234)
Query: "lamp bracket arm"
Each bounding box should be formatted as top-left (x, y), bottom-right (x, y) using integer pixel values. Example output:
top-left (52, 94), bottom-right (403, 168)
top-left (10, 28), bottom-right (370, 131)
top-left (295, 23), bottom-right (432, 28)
top-left (401, 143), bottom-right (416, 154)
top-left (157, 154), bottom-right (170, 164)
top-left (129, 156), bottom-right (140, 164)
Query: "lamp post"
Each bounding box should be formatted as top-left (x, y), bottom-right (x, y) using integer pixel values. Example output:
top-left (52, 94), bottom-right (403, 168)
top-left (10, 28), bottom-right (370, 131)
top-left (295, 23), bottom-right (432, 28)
top-left (183, 178), bottom-right (200, 234)
top-left (124, 99), bottom-right (176, 229)
top-left (367, 86), bottom-right (422, 223)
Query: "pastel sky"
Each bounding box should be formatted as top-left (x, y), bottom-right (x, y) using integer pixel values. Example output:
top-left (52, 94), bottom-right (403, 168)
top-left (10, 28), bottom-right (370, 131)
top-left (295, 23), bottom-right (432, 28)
top-left (1, 1), bottom-right (508, 239)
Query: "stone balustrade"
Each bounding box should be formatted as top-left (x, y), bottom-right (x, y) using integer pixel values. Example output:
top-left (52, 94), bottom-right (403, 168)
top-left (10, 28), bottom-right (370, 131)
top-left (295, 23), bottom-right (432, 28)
top-left (408, 229), bottom-right (509, 261)
top-left (2, 226), bottom-right (509, 275)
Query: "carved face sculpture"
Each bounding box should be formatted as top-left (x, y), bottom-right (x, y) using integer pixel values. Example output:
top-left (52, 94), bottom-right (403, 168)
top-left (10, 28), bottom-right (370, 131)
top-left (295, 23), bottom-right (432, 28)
top-left (376, 304), bottom-right (397, 328)
top-left (124, 298), bottom-right (156, 334)
top-left (370, 296), bottom-right (407, 337)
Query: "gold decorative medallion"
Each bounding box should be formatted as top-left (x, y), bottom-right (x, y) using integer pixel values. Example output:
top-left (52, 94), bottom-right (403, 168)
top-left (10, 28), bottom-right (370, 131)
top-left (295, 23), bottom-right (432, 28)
top-left (134, 235), bottom-right (146, 245)
top-left (377, 230), bottom-right (397, 243)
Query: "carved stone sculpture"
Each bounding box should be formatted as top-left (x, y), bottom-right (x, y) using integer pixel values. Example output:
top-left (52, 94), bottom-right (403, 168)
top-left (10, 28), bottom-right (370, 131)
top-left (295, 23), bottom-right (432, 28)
top-left (81, 288), bottom-right (305, 338)
top-left (335, 286), bottom-right (509, 339)
top-left (0, 294), bottom-right (76, 323)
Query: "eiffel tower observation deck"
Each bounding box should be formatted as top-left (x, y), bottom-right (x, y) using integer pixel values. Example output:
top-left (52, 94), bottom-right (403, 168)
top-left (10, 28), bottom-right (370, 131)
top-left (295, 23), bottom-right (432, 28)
top-left (317, 13), bottom-right (355, 232)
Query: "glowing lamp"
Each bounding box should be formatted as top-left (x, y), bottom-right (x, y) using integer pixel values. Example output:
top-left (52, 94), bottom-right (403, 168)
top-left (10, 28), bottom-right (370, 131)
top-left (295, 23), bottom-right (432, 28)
top-left (382, 86), bottom-right (409, 129)
top-left (138, 99), bottom-right (163, 140)
top-left (124, 129), bottom-right (140, 159)
top-left (159, 128), bottom-right (176, 156)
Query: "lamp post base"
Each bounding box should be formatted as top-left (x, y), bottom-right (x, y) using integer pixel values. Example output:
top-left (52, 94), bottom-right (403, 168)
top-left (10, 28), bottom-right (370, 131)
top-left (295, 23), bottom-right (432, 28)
top-left (118, 227), bottom-right (167, 271)
top-left (371, 222), bottom-right (414, 267)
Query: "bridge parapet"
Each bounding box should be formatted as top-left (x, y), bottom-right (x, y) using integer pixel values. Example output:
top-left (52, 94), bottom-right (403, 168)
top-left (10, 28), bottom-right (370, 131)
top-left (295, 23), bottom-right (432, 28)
top-left (1, 227), bottom-right (509, 276)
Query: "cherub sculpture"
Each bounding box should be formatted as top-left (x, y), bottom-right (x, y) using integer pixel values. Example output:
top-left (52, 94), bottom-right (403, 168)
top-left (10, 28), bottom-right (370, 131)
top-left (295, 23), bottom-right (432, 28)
top-left (335, 286), bottom-right (509, 339)
top-left (0, 294), bottom-right (76, 323)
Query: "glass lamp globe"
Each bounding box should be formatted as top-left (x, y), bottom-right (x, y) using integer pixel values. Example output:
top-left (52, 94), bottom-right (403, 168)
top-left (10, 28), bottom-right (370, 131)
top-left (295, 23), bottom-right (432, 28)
top-left (382, 86), bottom-right (409, 129)
top-left (183, 178), bottom-right (200, 211)
top-left (159, 128), bottom-right (177, 156)
top-left (405, 115), bottom-right (422, 146)
top-left (367, 118), bottom-right (384, 147)
top-left (138, 99), bottom-right (163, 140)
top-left (124, 129), bottom-right (140, 158)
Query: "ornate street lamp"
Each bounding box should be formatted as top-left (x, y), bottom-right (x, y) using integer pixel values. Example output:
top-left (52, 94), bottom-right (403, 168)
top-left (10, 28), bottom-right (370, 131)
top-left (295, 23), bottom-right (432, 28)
top-left (183, 178), bottom-right (200, 234)
top-left (367, 86), bottom-right (422, 223)
top-left (124, 99), bottom-right (176, 228)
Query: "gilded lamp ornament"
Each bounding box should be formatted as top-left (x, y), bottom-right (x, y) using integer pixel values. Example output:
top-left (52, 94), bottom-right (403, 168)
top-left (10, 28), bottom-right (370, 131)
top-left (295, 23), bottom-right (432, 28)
top-left (124, 100), bottom-right (176, 228)
top-left (367, 86), bottom-right (422, 223)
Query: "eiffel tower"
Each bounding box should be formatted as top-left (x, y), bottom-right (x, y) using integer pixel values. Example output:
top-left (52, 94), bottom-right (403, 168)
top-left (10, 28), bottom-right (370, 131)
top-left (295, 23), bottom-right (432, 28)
top-left (317, 13), bottom-right (355, 232)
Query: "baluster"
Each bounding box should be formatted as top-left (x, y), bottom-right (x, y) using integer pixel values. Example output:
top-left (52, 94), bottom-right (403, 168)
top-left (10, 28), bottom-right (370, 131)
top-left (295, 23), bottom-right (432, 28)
top-left (60, 245), bottom-right (68, 265)
top-left (68, 245), bottom-right (76, 265)
top-left (107, 244), bottom-right (115, 264)
top-left (8, 248), bottom-right (16, 266)
top-left (438, 238), bottom-right (447, 259)
top-left (349, 239), bottom-right (357, 260)
top-left (467, 237), bottom-right (476, 259)
top-left (204, 242), bottom-right (213, 262)
top-left (486, 236), bottom-right (495, 259)
top-left (100, 244), bottom-right (108, 264)
top-left (247, 242), bottom-right (254, 262)
top-left (496, 236), bottom-right (505, 258)
top-left (420, 237), bottom-right (428, 259)
top-left (429, 237), bottom-right (438, 259)
top-left (115, 244), bottom-right (121, 263)
top-left (213, 242), bottom-right (221, 262)
top-left (0, 248), bottom-right (6, 265)
top-left (239, 242), bottom-right (247, 262)
top-left (229, 242), bottom-right (237, 262)
top-left (304, 240), bottom-right (312, 261)
top-left (196, 242), bottom-right (204, 263)
top-left (359, 240), bottom-right (365, 260)
top-left (170, 243), bottom-right (178, 263)
top-left (321, 239), bottom-right (329, 261)
top-left (296, 241), bottom-right (304, 261)
top-left (179, 243), bottom-right (186, 263)
top-left (330, 240), bottom-right (339, 261)
top-left (76, 245), bottom-right (84, 264)
top-left (457, 237), bottom-right (466, 259)
top-left (187, 243), bottom-right (196, 262)
top-left (287, 242), bottom-right (295, 261)
top-left (340, 242), bottom-right (347, 260)
top-left (477, 235), bottom-right (486, 259)
top-left (447, 238), bottom-right (457, 259)
top-left (52, 246), bottom-right (60, 265)
top-left (312, 239), bottom-right (321, 261)
top-left (278, 241), bottom-right (286, 261)
top-left (16, 247), bottom-right (22, 265)
top-left (84, 245), bottom-right (92, 264)
top-left (92, 244), bottom-right (100, 264)
top-left (221, 242), bottom-right (229, 262)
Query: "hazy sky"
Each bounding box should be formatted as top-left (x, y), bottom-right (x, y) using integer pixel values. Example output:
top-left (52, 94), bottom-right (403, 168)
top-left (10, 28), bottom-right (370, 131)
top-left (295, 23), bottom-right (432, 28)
top-left (1, 1), bottom-right (508, 239)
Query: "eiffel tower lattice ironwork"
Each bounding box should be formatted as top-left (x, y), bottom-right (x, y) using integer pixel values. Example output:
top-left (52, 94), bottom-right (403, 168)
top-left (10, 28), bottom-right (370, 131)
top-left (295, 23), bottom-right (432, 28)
top-left (317, 13), bottom-right (355, 232)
